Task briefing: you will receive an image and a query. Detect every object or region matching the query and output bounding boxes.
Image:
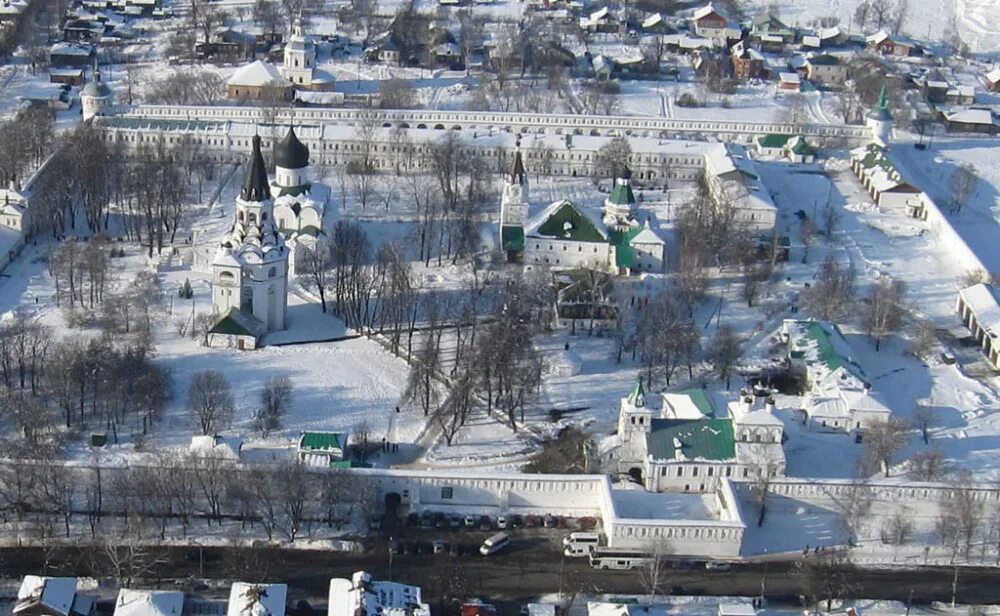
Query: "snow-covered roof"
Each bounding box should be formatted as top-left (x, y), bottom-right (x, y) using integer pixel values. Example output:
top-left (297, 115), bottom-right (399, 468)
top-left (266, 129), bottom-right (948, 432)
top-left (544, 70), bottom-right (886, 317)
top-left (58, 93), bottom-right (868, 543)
top-left (525, 200), bottom-right (609, 243)
top-left (329, 572), bottom-right (429, 616)
top-left (986, 67), bottom-right (1000, 84)
top-left (227, 60), bottom-right (290, 87)
top-left (692, 3), bottom-right (720, 21)
top-left (959, 283), bottom-right (1000, 339)
top-left (15, 576), bottom-right (78, 616)
top-left (945, 108), bottom-right (994, 126)
top-left (778, 71), bottom-right (800, 84)
top-left (115, 590), bottom-right (184, 616)
top-left (227, 583), bottom-right (287, 616)
top-left (189, 434), bottom-right (242, 460)
top-left (718, 604), bottom-right (756, 616)
top-left (629, 224), bottom-right (664, 246)
top-left (641, 13), bottom-right (662, 28)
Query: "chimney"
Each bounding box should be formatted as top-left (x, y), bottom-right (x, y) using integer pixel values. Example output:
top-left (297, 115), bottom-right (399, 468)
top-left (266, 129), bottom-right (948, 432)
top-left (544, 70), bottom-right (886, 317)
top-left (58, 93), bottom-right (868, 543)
top-left (863, 382), bottom-right (872, 393)
top-left (765, 396), bottom-right (775, 414)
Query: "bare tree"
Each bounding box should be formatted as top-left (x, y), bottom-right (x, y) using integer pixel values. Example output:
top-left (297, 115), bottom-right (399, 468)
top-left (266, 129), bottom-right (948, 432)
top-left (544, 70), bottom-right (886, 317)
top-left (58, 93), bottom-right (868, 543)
top-left (865, 276), bottom-right (906, 351)
top-left (912, 403), bottom-right (935, 445)
top-left (254, 376), bottom-right (293, 438)
top-left (861, 417), bottom-right (910, 477)
top-left (907, 446), bottom-right (947, 481)
top-left (638, 539), bottom-right (672, 596)
top-left (881, 507), bottom-right (914, 544)
top-left (594, 135), bottom-right (631, 180)
top-left (707, 324), bottom-right (742, 390)
top-left (187, 370), bottom-right (235, 435)
top-left (949, 163), bottom-right (976, 215)
top-left (801, 256), bottom-right (855, 321)
top-left (908, 318), bottom-right (937, 362)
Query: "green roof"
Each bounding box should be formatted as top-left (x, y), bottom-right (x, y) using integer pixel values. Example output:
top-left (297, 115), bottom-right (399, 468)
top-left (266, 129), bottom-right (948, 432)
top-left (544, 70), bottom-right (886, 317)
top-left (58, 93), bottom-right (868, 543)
top-left (757, 134), bottom-right (792, 148)
top-left (678, 388), bottom-right (714, 417)
top-left (608, 227), bottom-right (641, 268)
top-left (608, 180), bottom-right (636, 206)
top-left (207, 307), bottom-right (262, 337)
top-left (533, 202), bottom-right (607, 243)
top-left (797, 321), bottom-right (843, 372)
top-left (627, 379), bottom-right (645, 407)
top-left (501, 225), bottom-right (525, 252)
top-left (276, 183), bottom-right (312, 197)
top-left (299, 431), bottom-right (346, 451)
top-left (330, 460), bottom-right (371, 469)
top-left (646, 418), bottom-right (735, 461)
top-left (789, 138), bottom-right (816, 155)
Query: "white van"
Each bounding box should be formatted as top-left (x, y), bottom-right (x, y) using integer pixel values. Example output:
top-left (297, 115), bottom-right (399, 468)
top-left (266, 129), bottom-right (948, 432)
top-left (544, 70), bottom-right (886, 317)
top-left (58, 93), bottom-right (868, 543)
top-left (589, 547), bottom-right (652, 570)
top-left (480, 532), bottom-right (511, 556)
top-left (562, 532), bottom-right (600, 557)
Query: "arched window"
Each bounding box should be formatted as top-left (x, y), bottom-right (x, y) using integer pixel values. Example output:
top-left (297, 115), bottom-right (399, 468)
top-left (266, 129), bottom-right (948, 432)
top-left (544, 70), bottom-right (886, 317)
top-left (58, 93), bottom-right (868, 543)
top-left (219, 271), bottom-right (235, 282)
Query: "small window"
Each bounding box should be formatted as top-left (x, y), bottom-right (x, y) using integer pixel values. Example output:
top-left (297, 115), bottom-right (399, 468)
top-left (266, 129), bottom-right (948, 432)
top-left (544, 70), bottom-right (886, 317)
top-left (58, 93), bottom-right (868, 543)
top-left (692, 467), bottom-right (699, 477)
top-left (676, 467), bottom-right (683, 477)
top-left (441, 487), bottom-right (453, 499)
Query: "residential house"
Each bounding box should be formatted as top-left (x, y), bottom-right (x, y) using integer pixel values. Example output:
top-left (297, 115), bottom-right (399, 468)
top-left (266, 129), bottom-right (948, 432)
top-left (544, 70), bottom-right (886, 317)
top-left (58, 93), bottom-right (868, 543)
top-left (942, 108), bottom-right (999, 135)
top-left (579, 6), bottom-right (622, 34)
top-left (731, 41), bottom-right (764, 81)
top-left (690, 4), bottom-right (736, 42)
top-left (782, 319), bottom-right (892, 435)
top-left (641, 13), bottom-right (675, 35)
top-left (749, 14), bottom-right (794, 51)
top-left (114, 590), bottom-right (184, 616)
top-left (49, 42), bottom-right (92, 67)
top-left (552, 268), bottom-right (617, 331)
top-left (957, 283), bottom-right (1000, 370)
top-left (804, 54), bottom-right (846, 86)
top-left (297, 430), bottom-right (350, 466)
top-left (328, 572), bottom-right (430, 616)
top-left (777, 71), bottom-right (800, 91)
top-left (866, 30), bottom-right (924, 57)
top-left (704, 143), bottom-right (778, 231)
top-left (985, 67), bottom-right (1000, 92)
top-left (849, 144), bottom-right (922, 211)
top-left (945, 85), bottom-right (975, 106)
top-left (227, 584), bottom-right (286, 616)
top-left (14, 577), bottom-right (94, 616)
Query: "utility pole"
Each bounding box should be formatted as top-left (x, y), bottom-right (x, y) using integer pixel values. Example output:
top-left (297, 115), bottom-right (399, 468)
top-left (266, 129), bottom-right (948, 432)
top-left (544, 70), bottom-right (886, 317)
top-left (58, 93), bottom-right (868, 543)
top-left (951, 564), bottom-right (959, 608)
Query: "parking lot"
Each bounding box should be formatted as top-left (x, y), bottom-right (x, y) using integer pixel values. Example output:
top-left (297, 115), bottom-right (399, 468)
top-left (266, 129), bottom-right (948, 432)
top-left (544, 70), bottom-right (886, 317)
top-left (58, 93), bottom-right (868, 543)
top-left (369, 510), bottom-right (594, 558)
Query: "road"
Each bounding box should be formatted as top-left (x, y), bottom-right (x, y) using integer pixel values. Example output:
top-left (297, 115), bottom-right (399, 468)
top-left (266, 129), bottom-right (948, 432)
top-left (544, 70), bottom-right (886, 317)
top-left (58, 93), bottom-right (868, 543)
top-left (2, 541), bottom-right (998, 607)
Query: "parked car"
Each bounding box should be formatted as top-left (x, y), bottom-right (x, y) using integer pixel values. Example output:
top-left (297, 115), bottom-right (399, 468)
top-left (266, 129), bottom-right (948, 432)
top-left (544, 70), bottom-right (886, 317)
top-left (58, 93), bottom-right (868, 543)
top-left (449, 515), bottom-right (462, 529)
top-left (420, 511), bottom-right (435, 528)
top-left (543, 514), bottom-right (556, 528)
top-left (432, 539), bottom-right (447, 554)
top-left (434, 512), bottom-right (449, 529)
top-left (510, 514), bottom-right (524, 528)
top-left (705, 561), bottom-right (732, 571)
top-left (464, 514), bottom-right (478, 528)
top-left (407, 512), bottom-right (420, 527)
top-left (524, 515), bottom-right (540, 528)
top-left (479, 532), bottom-right (511, 556)
top-left (496, 515), bottom-right (508, 529)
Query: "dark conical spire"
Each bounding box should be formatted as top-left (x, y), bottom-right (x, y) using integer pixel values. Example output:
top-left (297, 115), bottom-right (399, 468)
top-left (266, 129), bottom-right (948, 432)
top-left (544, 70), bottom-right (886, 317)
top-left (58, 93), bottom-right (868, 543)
top-left (241, 134), bottom-right (272, 202)
top-left (508, 149), bottom-right (526, 185)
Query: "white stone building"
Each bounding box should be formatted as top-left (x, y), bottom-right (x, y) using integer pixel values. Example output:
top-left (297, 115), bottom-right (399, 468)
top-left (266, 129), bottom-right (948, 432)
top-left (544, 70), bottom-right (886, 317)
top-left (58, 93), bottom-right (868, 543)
top-left (615, 381), bottom-right (786, 493)
top-left (208, 134), bottom-right (289, 349)
top-left (279, 17), bottom-right (334, 91)
top-left (782, 319), bottom-right (892, 433)
top-left (704, 143), bottom-right (777, 232)
top-left (270, 126), bottom-right (328, 275)
top-left (328, 572), bottom-right (429, 616)
top-left (956, 283), bottom-right (1000, 370)
top-left (80, 65), bottom-right (113, 122)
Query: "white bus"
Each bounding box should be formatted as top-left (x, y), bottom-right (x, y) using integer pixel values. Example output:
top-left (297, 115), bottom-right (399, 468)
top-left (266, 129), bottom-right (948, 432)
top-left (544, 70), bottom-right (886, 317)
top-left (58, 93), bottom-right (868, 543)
top-left (589, 548), bottom-right (652, 570)
top-left (480, 532), bottom-right (511, 556)
top-left (562, 532), bottom-right (601, 557)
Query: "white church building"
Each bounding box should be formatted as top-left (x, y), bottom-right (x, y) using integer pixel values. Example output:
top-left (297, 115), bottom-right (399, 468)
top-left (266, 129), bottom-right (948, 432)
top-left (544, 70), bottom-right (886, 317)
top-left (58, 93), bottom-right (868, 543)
top-left (279, 17), bottom-right (334, 91)
top-left (498, 151), bottom-right (666, 276)
top-left (207, 134), bottom-right (290, 350)
top-left (270, 126), bottom-right (329, 275)
top-left (614, 380), bottom-right (786, 493)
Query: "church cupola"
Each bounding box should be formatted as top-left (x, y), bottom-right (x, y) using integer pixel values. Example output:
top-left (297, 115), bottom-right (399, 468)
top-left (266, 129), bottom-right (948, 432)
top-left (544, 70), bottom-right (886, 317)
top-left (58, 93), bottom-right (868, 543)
top-left (603, 165), bottom-right (637, 230)
top-left (273, 126), bottom-right (311, 192)
top-left (499, 143), bottom-right (529, 260)
top-left (81, 63), bottom-right (113, 122)
top-left (866, 82), bottom-right (893, 147)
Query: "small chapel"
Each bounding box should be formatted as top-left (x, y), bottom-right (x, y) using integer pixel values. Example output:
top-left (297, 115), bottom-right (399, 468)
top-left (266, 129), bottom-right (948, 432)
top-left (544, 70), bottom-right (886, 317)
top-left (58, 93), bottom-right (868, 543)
top-left (207, 134), bottom-right (289, 350)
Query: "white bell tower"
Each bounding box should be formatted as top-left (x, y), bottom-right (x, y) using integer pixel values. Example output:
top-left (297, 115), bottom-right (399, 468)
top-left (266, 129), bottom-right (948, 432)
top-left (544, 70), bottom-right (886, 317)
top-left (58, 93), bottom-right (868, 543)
top-left (500, 147), bottom-right (529, 228)
top-left (280, 16), bottom-right (316, 87)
